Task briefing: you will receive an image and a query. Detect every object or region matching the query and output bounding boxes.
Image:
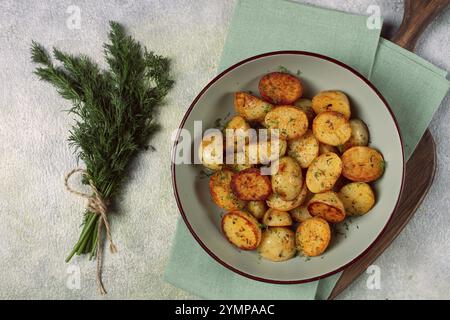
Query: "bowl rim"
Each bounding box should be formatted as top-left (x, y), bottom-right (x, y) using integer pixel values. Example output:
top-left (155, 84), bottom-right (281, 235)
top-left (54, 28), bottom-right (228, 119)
top-left (171, 50), bottom-right (405, 284)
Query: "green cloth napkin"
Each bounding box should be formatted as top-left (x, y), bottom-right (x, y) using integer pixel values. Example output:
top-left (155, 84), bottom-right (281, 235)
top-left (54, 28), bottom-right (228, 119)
top-left (165, 0), bottom-right (449, 300)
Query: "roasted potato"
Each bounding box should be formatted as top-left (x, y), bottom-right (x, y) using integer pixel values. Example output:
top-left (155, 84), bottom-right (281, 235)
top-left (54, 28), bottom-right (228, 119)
top-left (247, 138), bottom-right (287, 164)
top-left (305, 152), bottom-right (342, 193)
top-left (210, 169), bottom-right (246, 211)
top-left (296, 217), bottom-right (331, 257)
top-left (319, 143), bottom-right (339, 155)
top-left (290, 206), bottom-right (312, 223)
top-left (198, 132), bottom-right (223, 170)
top-left (262, 208), bottom-right (293, 227)
top-left (312, 111), bottom-right (351, 146)
top-left (307, 191), bottom-right (346, 223)
top-left (247, 200), bottom-right (267, 220)
top-left (342, 119), bottom-right (370, 151)
top-left (341, 146), bottom-right (384, 182)
top-left (338, 182), bottom-right (375, 216)
top-left (271, 156), bottom-right (303, 201)
top-left (222, 210), bottom-right (262, 250)
top-left (259, 72), bottom-right (303, 104)
top-left (258, 227), bottom-right (296, 261)
top-left (234, 92), bottom-right (273, 122)
top-left (229, 149), bottom-right (254, 172)
top-left (287, 130), bottom-right (319, 168)
top-left (294, 98), bottom-right (315, 124)
top-left (266, 181), bottom-right (308, 211)
top-left (224, 115), bottom-right (251, 152)
top-left (312, 90), bottom-right (351, 119)
top-left (231, 168), bottom-right (272, 201)
top-left (264, 105), bottom-right (308, 140)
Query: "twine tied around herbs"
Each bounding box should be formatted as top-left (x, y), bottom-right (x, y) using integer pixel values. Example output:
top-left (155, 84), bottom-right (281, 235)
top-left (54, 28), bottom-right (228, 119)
top-left (64, 168), bottom-right (117, 295)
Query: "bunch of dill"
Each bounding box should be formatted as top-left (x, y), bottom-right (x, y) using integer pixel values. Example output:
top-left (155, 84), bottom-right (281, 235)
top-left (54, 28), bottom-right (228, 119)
top-left (30, 21), bottom-right (173, 283)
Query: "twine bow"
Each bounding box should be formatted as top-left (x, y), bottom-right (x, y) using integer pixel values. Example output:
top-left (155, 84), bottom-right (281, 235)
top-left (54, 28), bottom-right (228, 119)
top-left (64, 168), bottom-right (117, 295)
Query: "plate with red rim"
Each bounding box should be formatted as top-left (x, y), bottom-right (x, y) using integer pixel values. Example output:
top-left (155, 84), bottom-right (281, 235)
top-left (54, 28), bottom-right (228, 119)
top-left (171, 51), bottom-right (404, 284)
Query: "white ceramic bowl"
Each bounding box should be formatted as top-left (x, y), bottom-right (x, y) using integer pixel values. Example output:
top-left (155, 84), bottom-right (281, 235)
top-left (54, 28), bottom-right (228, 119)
top-left (172, 51), bottom-right (404, 283)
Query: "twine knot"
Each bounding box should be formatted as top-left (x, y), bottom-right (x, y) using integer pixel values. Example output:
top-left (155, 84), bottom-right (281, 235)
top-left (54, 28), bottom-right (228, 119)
top-left (64, 168), bottom-right (117, 295)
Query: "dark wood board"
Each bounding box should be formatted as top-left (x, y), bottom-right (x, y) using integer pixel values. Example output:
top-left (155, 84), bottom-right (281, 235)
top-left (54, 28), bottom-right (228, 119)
top-left (328, 0), bottom-right (448, 299)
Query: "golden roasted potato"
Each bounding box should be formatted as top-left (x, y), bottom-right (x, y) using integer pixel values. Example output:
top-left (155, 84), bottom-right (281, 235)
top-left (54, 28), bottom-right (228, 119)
top-left (290, 206), bottom-right (312, 223)
top-left (258, 227), bottom-right (296, 261)
top-left (198, 132), bottom-right (223, 170)
top-left (222, 210), bottom-right (262, 250)
top-left (287, 130), bottom-right (319, 168)
top-left (228, 149), bottom-right (254, 172)
top-left (312, 111), bottom-right (352, 146)
top-left (306, 152), bottom-right (342, 193)
top-left (342, 119), bottom-right (370, 151)
top-left (262, 208), bottom-right (293, 227)
top-left (312, 90), bottom-right (351, 119)
top-left (294, 98), bottom-right (315, 124)
top-left (307, 191), bottom-right (346, 223)
top-left (247, 138), bottom-right (287, 164)
top-left (210, 169), bottom-right (246, 211)
top-left (319, 143), bottom-right (339, 155)
top-left (224, 115), bottom-right (251, 152)
top-left (231, 168), bottom-right (272, 201)
top-left (338, 182), bottom-right (375, 216)
top-left (264, 105), bottom-right (308, 140)
top-left (296, 217), bottom-right (331, 257)
top-left (271, 156), bottom-right (303, 201)
top-left (266, 181), bottom-right (308, 211)
top-left (234, 92), bottom-right (273, 122)
top-left (259, 72), bottom-right (303, 104)
top-left (341, 146), bottom-right (384, 182)
top-left (247, 200), bottom-right (267, 220)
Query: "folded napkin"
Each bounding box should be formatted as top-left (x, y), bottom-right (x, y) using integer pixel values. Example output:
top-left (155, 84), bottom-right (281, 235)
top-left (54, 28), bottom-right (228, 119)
top-left (165, 0), bottom-right (449, 300)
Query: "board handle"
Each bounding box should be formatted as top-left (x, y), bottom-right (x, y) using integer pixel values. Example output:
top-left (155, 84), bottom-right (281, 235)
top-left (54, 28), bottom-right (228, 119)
top-left (392, 0), bottom-right (450, 50)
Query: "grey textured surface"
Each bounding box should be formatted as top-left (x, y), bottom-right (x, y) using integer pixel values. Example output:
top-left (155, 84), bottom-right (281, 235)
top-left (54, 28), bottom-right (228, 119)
top-left (0, 0), bottom-right (448, 299)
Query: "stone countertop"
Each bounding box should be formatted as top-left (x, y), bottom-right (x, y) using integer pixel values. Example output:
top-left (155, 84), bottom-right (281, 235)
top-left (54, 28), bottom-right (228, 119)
top-left (0, 0), bottom-right (448, 299)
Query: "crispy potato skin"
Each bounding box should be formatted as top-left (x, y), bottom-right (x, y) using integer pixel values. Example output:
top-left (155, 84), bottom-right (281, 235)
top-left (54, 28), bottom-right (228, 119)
top-left (234, 92), bottom-right (273, 122)
top-left (258, 227), bottom-right (296, 261)
top-left (307, 191), bottom-right (346, 223)
top-left (312, 111), bottom-right (351, 146)
top-left (262, 208), bottom-right (293, 227)
top-left (271, 156), bottom-right (303, 201)
top-left (264, 105), bottom-right (308, 140)
top-left (259, 72), bottom-right (303, 104)
top-left (266, 180), bottom-right (308, 211)
top-left (222, 210), bottom-right (262, 250)
top-left (296, 217), bottom-right (331, 257)
top-left (287, 130), bottom-right (319, 168)
top-left (312, 90), bottom-right (351, 119)
top-left (341, 146), bottom-right (384, 182)
top-left (231, 168), bottom-right (272, 201)
top-left (306, 152), bottom-right (342, 193)
top-left (210, 169), bottom-right (246, 210)
top-left (338, 182), bottom-right (375, 216)
top-left (247, 200), bottom-right (267, 220)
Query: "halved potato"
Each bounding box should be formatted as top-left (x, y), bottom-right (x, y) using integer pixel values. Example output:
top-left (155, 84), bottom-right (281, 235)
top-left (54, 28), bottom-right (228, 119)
top-left (294, 98), bottom-right (315, 124)
top-left (305, 152), bottom-right (342, 193)
top-left (312, 111), bottom-right (351, 146)
top-left (342, 119), bottom-right (370, 151)
top-left (198, 132), bottom-right (223, 170)
top-left (258, 227), bottom-right (296, 262)
top-left (222, 210), bottom-right (262, 250)
top-left (247, 138), bottom-right (287, 164)
top-left (234, 92), bottom-right (273, 122)
top-left (290, 205), bottom-right (312, 223)
top-left (247, 200), bottom-right (267, 220)
top-left (271, 156), bottom-right (303, 201)
top-left (312, 90), bottom-right (351, 119)
top-left (259, 72), bottom-right (303, 104)
top-left (264, 105), bottom-right (308, 140)
top-left (210, 169), bottom-right (246, 210)
top-left (262, 208), bottom-right (293, 227)
top-left (224, 115), bottom-right (251, 152)
top-left (338, 182), bottom-right (375, 216)
top-left (341, 146), bottom-right (384, 182)
top-left (228, 150), bottom-right (254, 172)
top-left (287, 130), bottom-right (319, 168)
top-left (296, 217), bottom-right (331, 257)
top-left (231, 168), bottom-right (272, 201)
top-left (266, 181), bottom-right (308, 211)
top-left (307, 191), bottom-right (346, 223)
top-left (319, 143), bottom-right (339, 155)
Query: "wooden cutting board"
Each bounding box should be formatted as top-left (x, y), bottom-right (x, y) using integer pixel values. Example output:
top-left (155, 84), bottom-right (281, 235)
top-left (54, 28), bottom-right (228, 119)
top-left (328, 0), bottom-right (449, 299)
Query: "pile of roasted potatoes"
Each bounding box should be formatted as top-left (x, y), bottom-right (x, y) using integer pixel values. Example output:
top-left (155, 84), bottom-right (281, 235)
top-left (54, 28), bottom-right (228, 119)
top-left (199, 71), bottom-right (385, 262)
